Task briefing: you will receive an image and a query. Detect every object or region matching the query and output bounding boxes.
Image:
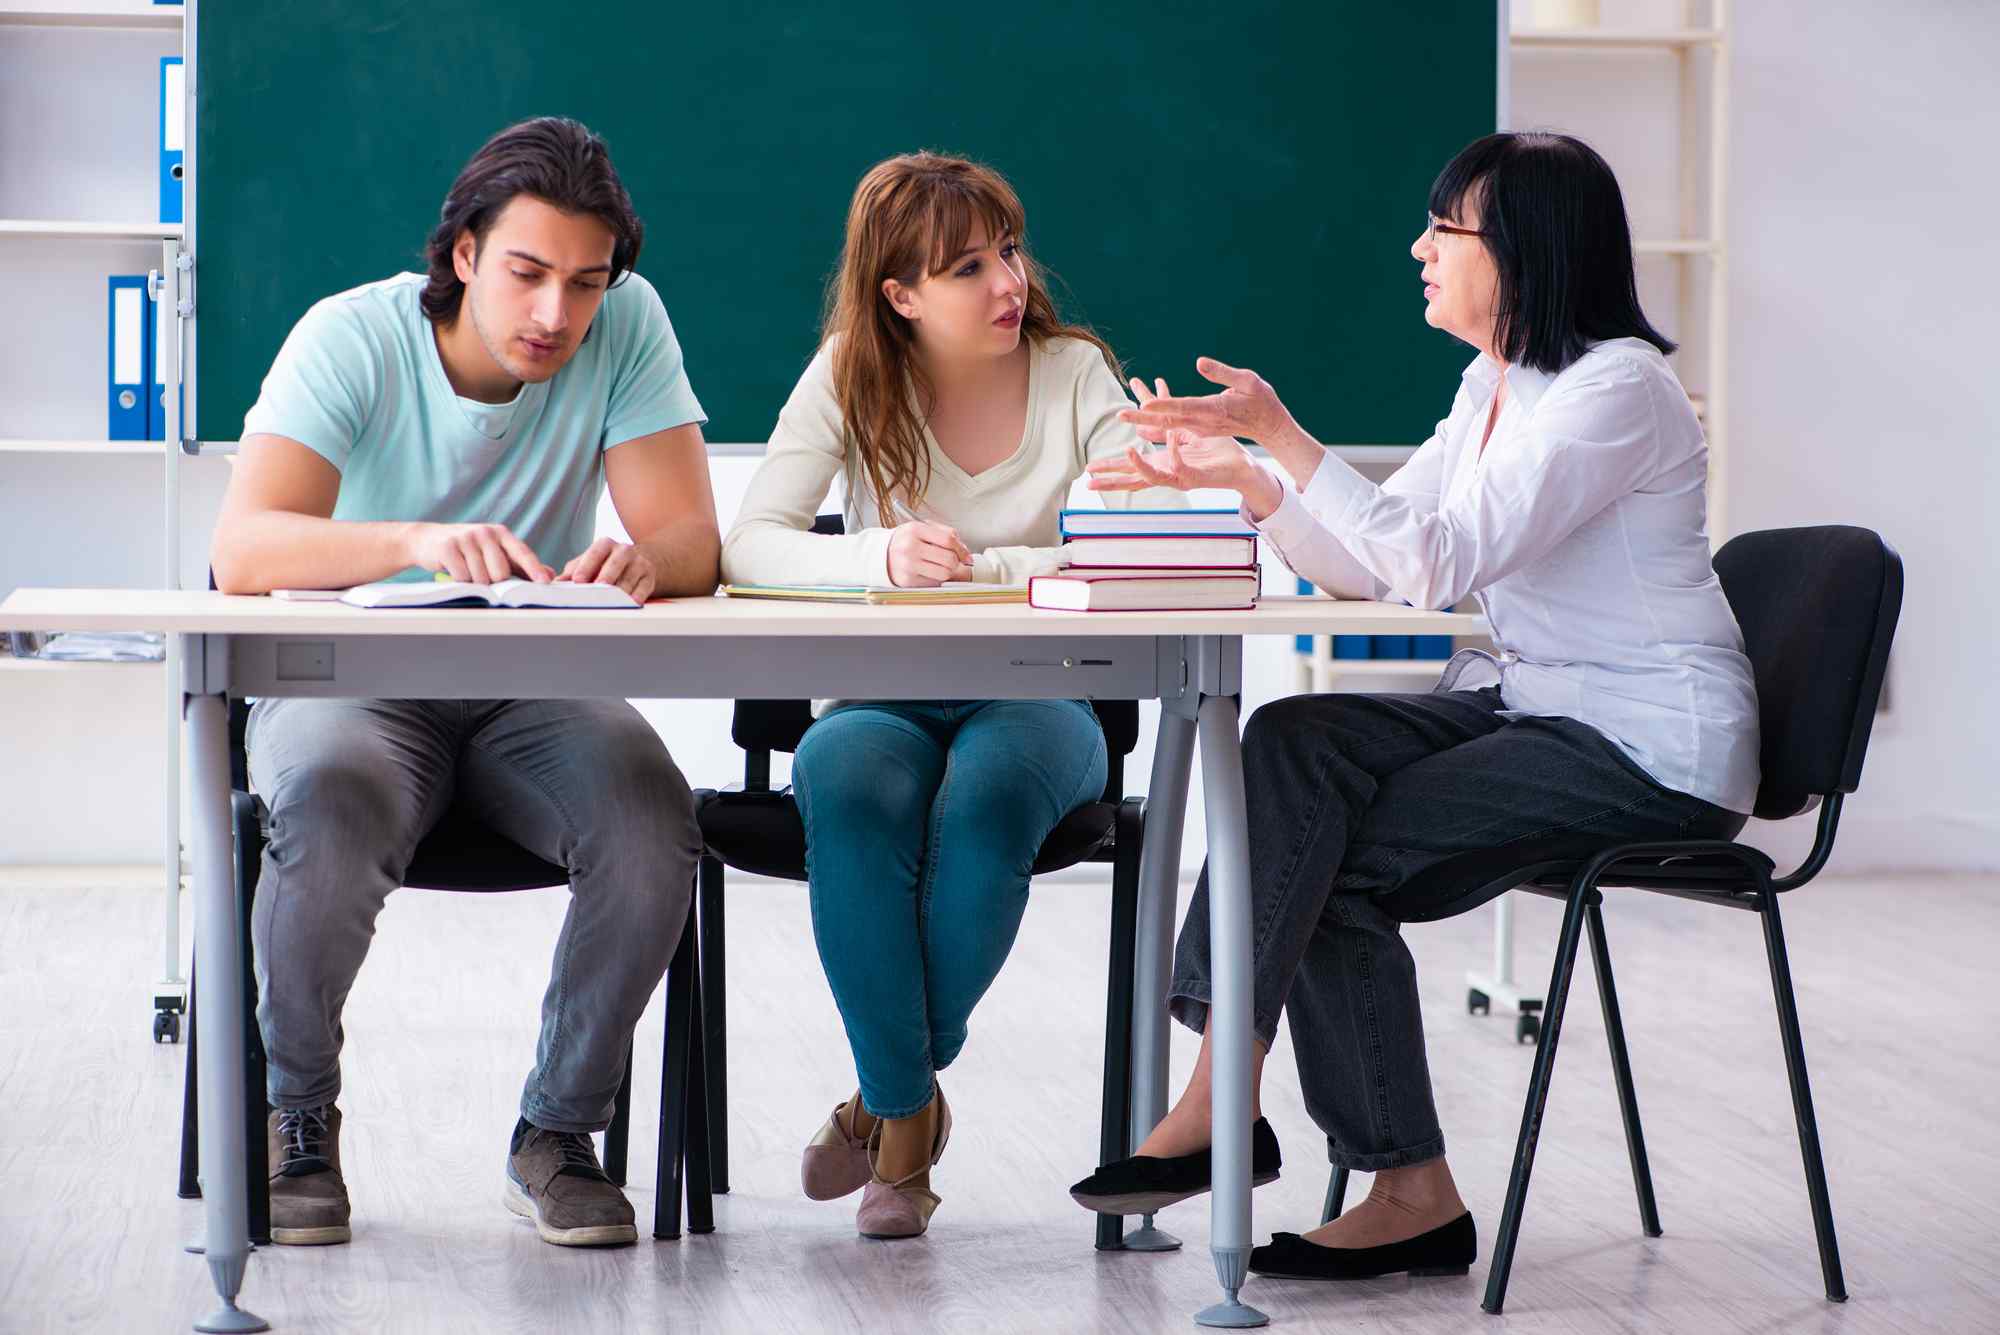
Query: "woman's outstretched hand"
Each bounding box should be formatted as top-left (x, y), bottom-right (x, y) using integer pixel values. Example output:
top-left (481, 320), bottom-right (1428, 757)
top-left (1117, 357), bottom-right (1297, 447)
top-left (1085, 428), bottom-right (1284, 519)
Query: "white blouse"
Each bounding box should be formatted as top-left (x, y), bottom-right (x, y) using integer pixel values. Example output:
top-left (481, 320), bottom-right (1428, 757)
top-left (1253, 337), bottom-right (1761, 814)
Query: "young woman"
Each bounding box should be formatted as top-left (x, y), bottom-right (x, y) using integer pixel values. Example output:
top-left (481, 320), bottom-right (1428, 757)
top-left (721, 152), bottom-right (1180, 1239)
top-left (1070, 132), bottom-right (1759, 1283)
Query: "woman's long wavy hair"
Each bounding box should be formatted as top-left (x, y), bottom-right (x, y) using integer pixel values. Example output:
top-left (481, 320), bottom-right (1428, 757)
top-left (823, 152), bottom-right (1118, 517)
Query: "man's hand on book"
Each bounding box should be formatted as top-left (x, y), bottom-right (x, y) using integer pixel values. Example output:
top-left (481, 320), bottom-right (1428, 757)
top-left (559, 538), bottom-right (661, 603)
top-left (408, 522), bottom-right (553, 584)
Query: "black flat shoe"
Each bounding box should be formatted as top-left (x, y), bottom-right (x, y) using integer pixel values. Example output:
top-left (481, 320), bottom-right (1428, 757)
top-left (1248, 1212), bottom-right (1477, 1281)
top-left (1068, 1118), bottom-right (1281, 1215)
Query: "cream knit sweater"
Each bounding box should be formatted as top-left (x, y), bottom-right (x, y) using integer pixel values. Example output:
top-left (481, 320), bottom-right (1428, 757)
top-left (722, 336), bottom-right (1185, 587)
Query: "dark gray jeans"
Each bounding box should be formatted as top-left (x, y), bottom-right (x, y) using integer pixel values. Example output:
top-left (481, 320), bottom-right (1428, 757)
top-left (1170, 688), bottom-right (1744, 1171)
top-left (246, 697), bottom-right (702, 1133)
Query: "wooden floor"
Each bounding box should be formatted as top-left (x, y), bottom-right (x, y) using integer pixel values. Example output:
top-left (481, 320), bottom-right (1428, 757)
top-left (2, 869), bottom-right (1993, 1334)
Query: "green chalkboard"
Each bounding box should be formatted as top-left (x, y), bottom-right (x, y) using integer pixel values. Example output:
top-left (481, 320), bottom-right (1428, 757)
top-left (194, 3), bottom-right (1494, 446)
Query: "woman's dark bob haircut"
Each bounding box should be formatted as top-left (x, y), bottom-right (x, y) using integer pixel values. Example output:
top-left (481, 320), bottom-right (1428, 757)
top-left (1428, 131), bottom-right (1674, 375)
top-left (421, 117), bottom-right (643, 326)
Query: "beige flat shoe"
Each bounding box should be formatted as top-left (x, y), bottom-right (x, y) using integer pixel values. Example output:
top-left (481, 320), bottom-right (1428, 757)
top-left (802, 1098), bottom-right (873, 1202)
top-left (854, 1083), bottom-right (951, 1240)
top-left (855, 1171), bottom-right (942, 1240)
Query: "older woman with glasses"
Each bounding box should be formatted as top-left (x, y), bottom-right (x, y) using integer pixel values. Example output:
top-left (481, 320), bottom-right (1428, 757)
top-left (1067, 132), bottom-right (1759, 1284)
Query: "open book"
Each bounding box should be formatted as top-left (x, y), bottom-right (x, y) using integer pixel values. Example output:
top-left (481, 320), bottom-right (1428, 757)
top-left (723, 582), bottom-right (1028, 606)
top-left (338, 579), bottom-right (639, 610)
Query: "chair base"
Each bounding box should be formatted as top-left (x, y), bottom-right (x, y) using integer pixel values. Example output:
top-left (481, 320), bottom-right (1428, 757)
top-left (1479, 858), bottom-right (1848, 1314)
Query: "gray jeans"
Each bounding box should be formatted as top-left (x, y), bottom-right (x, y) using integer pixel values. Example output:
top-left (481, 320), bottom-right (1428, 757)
top-left (246, 697), bottom-right (701, 1132)
top-left (1170, 688), bottom-right (1744, 1172)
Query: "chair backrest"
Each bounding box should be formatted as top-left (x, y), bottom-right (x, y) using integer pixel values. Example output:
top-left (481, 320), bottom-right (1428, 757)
top-left (728, 512), bottom-right (1141, 800)
top-left (1713, 526), bottom-right (1903, 821)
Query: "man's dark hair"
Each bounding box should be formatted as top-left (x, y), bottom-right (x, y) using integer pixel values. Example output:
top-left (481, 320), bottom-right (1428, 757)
top-left (421, 117), bottom-right (643, 325)
top-left (1428, 131), bottom-right (1675, 375)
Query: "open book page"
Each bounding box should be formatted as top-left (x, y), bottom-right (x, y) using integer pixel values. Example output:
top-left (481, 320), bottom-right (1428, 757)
top-left (490, 579), bottom-right (638, 609)
top-left (338, 579), bottom-right (637, 609)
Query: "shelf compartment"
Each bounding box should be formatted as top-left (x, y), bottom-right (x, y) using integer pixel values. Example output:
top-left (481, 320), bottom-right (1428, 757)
top-left (0, 2), bottom-right (183, 29)
top-left (1511, 28), bottom-right (1720, 50)
top-left (0, 438), bottom-right (165, 454)
top-left (0, 218), bottom-right (182, 240)
top-left (1634, 239), bottom-right (1720, 256)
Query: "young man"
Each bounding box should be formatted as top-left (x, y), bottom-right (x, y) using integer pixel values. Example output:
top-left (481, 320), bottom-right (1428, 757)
top-left (209, 117), bottom-right (717, 1248)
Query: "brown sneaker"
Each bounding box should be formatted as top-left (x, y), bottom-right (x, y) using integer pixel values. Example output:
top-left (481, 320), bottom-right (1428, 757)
top-left (268, 1105), bottom-right (352, 1245)
top-left (504, 1118), bottom-right (637, 1247)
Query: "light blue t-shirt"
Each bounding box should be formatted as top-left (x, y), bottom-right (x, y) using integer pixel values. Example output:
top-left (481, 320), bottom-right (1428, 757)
top-left (242, 270), bottom-right (705, 579)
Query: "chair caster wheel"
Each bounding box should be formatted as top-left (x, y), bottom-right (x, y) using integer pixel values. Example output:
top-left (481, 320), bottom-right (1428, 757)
top-left (1467, 987), bottom-right (1490, 1016)
top-left (154, 1011), bottom-right (182, 1044)
top-left (1515, 1012), bottom-right (1541, 1045)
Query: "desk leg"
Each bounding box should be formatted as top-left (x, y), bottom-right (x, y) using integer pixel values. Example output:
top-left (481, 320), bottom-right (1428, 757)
top-left (1195, 694), bottom-right (1267, 1329)
top-left (1122, 706), bottom-right (1195, 1254)
top-left (187, 693), bottom-right (269, 1334)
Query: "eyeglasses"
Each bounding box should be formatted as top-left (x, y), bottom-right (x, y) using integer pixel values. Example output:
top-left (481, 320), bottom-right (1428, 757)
top-left (1424, 214), bottom-right (1486, 243)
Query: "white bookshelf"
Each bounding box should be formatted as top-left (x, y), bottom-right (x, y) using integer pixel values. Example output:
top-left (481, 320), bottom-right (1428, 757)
top-left (1511, 0), bottom-right (1731, 537)
top-left (1462, 0), bottom-right (1731, 1032)
top-left (0, 0), bottom-right (194, 1029)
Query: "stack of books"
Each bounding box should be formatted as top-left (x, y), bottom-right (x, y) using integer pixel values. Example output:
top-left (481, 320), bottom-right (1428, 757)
top-left (1030, 509), bottom-right (1261, 612)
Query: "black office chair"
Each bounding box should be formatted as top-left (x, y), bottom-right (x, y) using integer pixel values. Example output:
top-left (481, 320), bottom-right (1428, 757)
top-left (692, 514), bottom-right (1149, 1250)
top-left (1314, 525), bottom-right (1901, 1314)
top-left (176, 608), bottom-right (716, 1243)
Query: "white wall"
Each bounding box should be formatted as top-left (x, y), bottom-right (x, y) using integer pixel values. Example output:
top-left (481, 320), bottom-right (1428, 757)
top-left (1723, 1), bottom-right (2000, 872)
top-left (1509, 0), bottom-right (1999, 873)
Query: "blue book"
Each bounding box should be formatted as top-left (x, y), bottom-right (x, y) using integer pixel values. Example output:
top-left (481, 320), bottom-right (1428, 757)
top-left (1058, 507), bottom-right (1256, 540)
top-left (159, 57), bottom-right (183, 224)
top-left (1298, 576), bottom-right (1373, 661)
top-left (107, 275), bottom-right (151, 440)
top-left (1294, 576), bottom-right (1313, 654)
top-left (1372, 635), bottom-right (1411, 660)
top-left (1414, 598), bottom-right (1459, 659)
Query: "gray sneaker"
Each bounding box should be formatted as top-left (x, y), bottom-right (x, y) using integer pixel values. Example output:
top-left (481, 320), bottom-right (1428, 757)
top-left (268, 1105), bottom-right (352, 1245)
top-left (504, 1118), bottom-right (637, 1247)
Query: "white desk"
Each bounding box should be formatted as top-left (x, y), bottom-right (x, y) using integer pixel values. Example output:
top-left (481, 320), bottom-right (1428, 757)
top-left (0, 590), bottom-right (1482, 1332)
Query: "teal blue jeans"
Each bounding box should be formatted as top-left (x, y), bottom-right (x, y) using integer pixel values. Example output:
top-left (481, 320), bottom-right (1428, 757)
top-left (793, 699), bottom-right (1107, 1118)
